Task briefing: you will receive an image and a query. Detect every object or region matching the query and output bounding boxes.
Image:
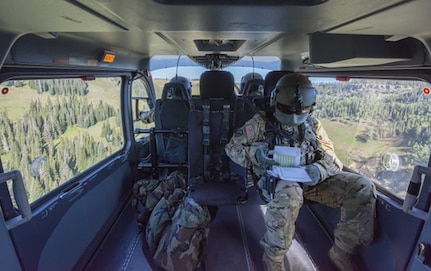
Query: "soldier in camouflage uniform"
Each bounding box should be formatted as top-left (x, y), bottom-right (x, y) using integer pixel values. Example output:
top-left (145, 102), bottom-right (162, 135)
top-left (225, 73), bottom-right (376, 271)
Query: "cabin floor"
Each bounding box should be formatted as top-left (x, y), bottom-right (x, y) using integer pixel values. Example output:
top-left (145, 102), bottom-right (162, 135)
top-left (86, 188), bottom-right (318, 271)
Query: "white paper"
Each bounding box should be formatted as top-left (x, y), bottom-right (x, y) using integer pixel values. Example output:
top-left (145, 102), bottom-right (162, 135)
top-left (269, 146), bottom-right (311, 183)
top-left (270, 166), bottom-right (311, 183)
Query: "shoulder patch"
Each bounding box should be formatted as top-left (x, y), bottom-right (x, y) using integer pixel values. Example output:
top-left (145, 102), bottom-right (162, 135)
top-left (245, 124), bottom-right (255, 139)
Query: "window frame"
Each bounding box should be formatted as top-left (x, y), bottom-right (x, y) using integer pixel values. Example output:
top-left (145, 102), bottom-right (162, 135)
top-left (308, 74), bottom-right (431, 202)
top-left (0, 69), bottom-right (131, 208)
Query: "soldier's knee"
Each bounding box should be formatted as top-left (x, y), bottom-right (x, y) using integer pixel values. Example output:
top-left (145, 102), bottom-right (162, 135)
top-left (355, 176), bottom-right (376, 203)
top-left (275, 183), bottom-right (303, 203)
top-left (267, 183), bottom-right (303, 217)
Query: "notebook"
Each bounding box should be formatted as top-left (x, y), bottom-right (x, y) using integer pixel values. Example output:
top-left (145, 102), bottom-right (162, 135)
top-left (268, 146), bottom-right (311, 183)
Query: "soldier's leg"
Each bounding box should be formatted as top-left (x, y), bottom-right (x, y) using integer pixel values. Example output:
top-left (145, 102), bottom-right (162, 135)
top-left (303, 171), bottom-right (375, 253)
top-left (260, 180), bottom-right (303, 269)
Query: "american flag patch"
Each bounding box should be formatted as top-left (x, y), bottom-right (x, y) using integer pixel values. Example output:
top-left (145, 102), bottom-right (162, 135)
top-left (245, 125), bottom-right (254, 139)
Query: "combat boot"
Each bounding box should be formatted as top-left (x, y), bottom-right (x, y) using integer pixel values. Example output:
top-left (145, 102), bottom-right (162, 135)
top-left (262, 253), bottom-right (285, 271)
top-left (329, 244), bottom-right (362, 271)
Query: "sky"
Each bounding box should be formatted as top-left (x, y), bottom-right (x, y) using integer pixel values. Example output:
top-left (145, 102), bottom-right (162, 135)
top-left (149, 55), bottom-right (338, 83)
top-left (150, 55), bottom-right (279, 82)
top-left (151, 66), bottom-right (336, 84)
top-left (151, 66), bottom-right (271, 83)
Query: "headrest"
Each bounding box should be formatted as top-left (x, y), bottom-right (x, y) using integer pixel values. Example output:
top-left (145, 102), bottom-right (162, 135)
top-left (199, 71), bottom-right (235, 99)
top-left (263, 70), bottom-right (294, 97)
top-left (161, 82), bottom-right (191, 100)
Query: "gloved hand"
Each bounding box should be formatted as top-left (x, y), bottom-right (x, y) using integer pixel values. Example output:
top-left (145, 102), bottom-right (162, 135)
top-left (304, 164), bottom-right (321, 186)
top-left (255, 146), bottom-right (279, 169)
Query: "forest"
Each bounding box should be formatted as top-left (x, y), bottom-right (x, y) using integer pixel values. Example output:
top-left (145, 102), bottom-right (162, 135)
top-left (1, 79), bottom-right (123, 202)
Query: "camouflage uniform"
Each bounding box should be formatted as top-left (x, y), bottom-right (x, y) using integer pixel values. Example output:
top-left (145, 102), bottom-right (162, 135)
top-left (139, 109), bottom-right (155, 123)
top-left (225, 113), bottom-right (375, 260)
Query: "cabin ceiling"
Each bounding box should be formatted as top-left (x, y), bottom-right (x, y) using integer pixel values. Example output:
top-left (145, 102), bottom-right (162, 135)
top-left (1, 0), bottom-right (431, 70)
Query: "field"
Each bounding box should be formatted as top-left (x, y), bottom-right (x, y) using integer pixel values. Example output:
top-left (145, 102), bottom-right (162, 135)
top-left (320, 118), bottom-right (413, 198)
top-left (320, 119), bottom-right (406, 167)
top-left (1, 79), bottom-right (120, 122)
top-left (1, 85), bottom-right (50, 121)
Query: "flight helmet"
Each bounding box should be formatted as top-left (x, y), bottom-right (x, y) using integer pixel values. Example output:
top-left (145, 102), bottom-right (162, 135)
top-left (240, 72), bottom-right (263, 94)
top-left (170, 76), bottom-right (192, 97)
top-left (270, 73), bottom-right (317, 126)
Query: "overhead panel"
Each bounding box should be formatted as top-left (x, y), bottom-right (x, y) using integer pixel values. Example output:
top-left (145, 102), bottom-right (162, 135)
top-left (308, 32), bottom-right (425, 67)
top-left (0, 1), bottom-right (128, 33)
top-left (327, 0), bottom-right (431, 38)
top-left (156, 31), bottom-right (283, 56)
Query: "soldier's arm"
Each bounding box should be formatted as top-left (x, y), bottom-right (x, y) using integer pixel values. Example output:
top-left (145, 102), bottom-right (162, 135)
top-left (225, 113), bottom-right (267, 168)
top-left (139, 108), bottom-right (155, 123)
top-left (311, 117), bottom-right (343, 180)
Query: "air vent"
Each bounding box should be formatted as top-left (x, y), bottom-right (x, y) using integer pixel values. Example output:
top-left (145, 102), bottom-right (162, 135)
top-left (192, 54), bottom-right (240, 69)
top-left (194, 39), bottom-right (245, 52)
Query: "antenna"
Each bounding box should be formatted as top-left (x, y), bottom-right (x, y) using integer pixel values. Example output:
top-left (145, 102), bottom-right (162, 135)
top-left (175, 55), bottom-right (181, 81)
top-left (251, 56), bottom-right (255, 79)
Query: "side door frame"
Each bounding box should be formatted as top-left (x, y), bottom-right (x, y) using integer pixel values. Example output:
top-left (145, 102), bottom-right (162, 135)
top-left (0, 68), bottom-right (137, 271)
top-left (297, 70), bottom-right (431, 271)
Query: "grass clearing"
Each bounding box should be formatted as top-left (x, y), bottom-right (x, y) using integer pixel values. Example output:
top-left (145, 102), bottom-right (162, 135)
top-left (321, 118), bottom-right (406, 166)
top-left (1, 86), bottom-right (51, 121)
top-left (1, 79), bottom-right (121, 123)
top-left (61, 117), bottom-right (119, 144)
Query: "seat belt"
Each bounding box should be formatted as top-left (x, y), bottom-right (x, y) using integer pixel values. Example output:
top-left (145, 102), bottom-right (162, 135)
top-left (221, 104), bottom-right (230, 144)
top-left (154, 100), bottom-right (166, 162)
top-left (202, 101), bottom-right (211, 178)
top-left (213, 103), bottom-right (231, 177)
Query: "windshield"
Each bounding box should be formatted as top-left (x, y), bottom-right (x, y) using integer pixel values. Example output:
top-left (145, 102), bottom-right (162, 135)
top-left (150, 55), bottom-right (280, 97)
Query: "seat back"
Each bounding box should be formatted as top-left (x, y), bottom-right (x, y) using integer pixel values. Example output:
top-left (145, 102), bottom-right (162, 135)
top-left (187, 71), bottom-right (247, 205)
top-left (237, 78), bottom-right (265, 126)
top-left (153, 82), bottom-right (190, 167)
top-left (199, 71), bottom-right (236, 100)
top-left (161, 82), bottom-right (191, 100)
top-left (189, 71), bottom-right (235, 177)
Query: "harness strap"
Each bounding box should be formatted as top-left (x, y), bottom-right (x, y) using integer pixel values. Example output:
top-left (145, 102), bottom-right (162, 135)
top-left (202, 101), bottom-right (211, 178)
top-left (221, 104), bottom-right (230, 144)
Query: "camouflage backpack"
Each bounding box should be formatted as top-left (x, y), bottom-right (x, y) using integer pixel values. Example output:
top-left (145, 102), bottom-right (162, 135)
top-left (145, 187), bottom-right (186, 254)
top-left (152, 196), bottom-right (211, 271)
top-left (131, 170), bottom-right (187, 225)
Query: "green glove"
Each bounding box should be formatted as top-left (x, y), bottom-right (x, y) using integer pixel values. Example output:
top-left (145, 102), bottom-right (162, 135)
top-left (305, 164), bottom-right (321, 185)
top-left (255, 146), bottom-right (279, 168)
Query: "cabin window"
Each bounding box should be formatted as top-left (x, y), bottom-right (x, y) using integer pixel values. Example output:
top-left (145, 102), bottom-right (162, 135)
top-left (132, 78), bottom-right (155, 140)
top-left (0, 77), bottom-right (123, 203)
top-left (310, 77), bottom-right (431, 199)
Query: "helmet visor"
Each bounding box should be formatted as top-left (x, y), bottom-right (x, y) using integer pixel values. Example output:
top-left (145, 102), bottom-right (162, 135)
top-left (276, 102), bottom-right (312, 115)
